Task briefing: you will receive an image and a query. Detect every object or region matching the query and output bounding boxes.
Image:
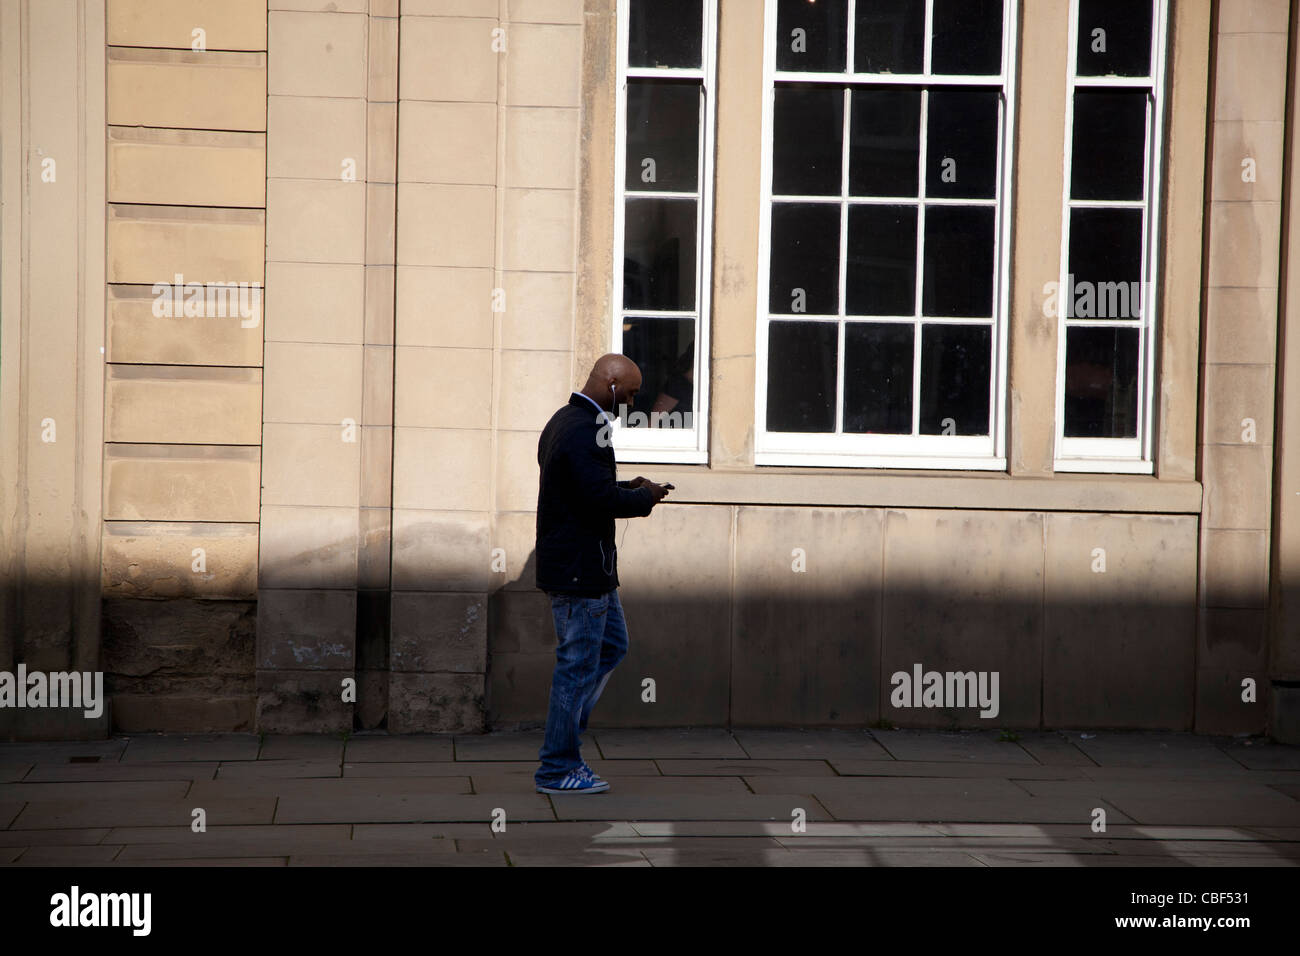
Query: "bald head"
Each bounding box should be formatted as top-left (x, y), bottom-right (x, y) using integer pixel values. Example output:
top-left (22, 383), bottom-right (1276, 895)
top-left (580, 353), bottom-right (642, 412)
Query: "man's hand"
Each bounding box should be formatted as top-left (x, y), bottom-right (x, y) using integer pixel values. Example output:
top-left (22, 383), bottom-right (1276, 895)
top-left (627, 476), bottom-right (649, 489)
top-left (645, 481), bottom-right (670, 503)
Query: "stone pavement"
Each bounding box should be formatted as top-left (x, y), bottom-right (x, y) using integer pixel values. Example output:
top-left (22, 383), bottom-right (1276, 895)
top-left (0, 728), bottom-right (1297, 866)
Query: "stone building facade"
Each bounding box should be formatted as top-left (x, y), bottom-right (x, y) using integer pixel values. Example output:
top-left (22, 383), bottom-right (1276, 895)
top-left (1, 0), bottom-right (1298, 741)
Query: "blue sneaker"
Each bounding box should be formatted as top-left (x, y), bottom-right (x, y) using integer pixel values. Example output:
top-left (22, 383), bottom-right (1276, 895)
top-left (536, 768), bottom-right (610, 794)
top-left (579, 763), bottom-right (608, 786)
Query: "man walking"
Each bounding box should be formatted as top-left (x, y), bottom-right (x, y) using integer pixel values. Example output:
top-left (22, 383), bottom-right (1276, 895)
top-left (533, 354), bottom-right (671, 794)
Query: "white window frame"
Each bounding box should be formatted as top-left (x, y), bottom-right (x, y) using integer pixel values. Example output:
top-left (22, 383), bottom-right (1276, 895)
top-left (1054, 0), bottom-right (1169, 474)
top-left (754, 0), bottom-right (1018, 470)
top-left (610, 0), bottom-right (717, 465)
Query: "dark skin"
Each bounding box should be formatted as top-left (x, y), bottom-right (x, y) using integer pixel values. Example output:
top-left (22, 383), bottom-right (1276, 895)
top-left (579, 353), bottom-right (673, 503)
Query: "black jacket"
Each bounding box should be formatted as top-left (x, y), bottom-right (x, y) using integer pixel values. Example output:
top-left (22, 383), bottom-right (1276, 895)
top-left (535, 393), bottom-right (656, 595)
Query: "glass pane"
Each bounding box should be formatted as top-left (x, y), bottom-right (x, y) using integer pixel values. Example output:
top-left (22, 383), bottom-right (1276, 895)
top-left (844, 322), bottom-right (913, 433)
top-left (776, 0), bottom-right (848, 73)
top-left (919, 323), bottom-right (991, 435)
top-left (621, 316), bottom-right (697, 428)
top-left (769, 202), bottom-right (841, 315)
top-left (628, 0), bottom-right (702, 69)
top-left (853, 0), bottom-right (924, 74)
top-left (1063, 326), bottom-right (1140, 438)
top-left (1066, 208), bottom-right (1143, 319)
top-left (1071, 90), bottom-right (1147, 201)
top-left (626, 81), bottom-right (700, 193)
top-left (773, 84), bottom-right (844, 196)
top-left (767, 320), bottom-right (839, 432)
top-left (847, 204), bottom-right (918, 316)
top-left (623, 198), bottom-right (697, 311)
top-left (931, 0), bottom-right (1004, 75)
top-left (1077, 0), bottom-right (1153, 78)
top-left (849, 87), bottom-right (921, 197)
top-left (922, 206), bottom-right (995, 317)
top-left (925, 90), bottom-right (999, 199)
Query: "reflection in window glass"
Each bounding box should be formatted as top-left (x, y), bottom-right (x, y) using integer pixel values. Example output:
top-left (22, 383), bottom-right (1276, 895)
top-left (622, 316), bottom-right (697, 429)
top-left (629, 0), bottom-right (703, 69)
top-left (624, 198), bottom-right (697, 311)
top-left (626, 81), bottom-right (701, 193)
top-left (1063, 326), bottom-right (1140, 438)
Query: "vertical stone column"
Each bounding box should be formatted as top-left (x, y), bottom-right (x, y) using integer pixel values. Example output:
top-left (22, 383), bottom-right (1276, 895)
top-left (0, 0), bottom-right (107, 739)
top-left (259, 2), bottom-right (371, 731)
top-left (1197, 0), bottom-right (1290, 734)
top-left (358, 0), bottom-right (399, 728)
top-left (392, 0), bottom-right (582, 731)
top-left (1007, 0), bottom-right (1069, 476)
top-left (1271, 2), bottom-right (1300, 744)
top-left (391, 3), bottom-right (498, 732)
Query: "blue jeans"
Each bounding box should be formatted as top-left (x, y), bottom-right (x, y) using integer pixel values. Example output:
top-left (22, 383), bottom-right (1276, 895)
top-left (535, 588), bottom-right (629, 785)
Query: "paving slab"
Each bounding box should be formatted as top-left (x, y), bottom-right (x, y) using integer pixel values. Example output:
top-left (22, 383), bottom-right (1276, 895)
top-left (870, 730), bottom-right (1038, 764)
top-left (11, 797), bottom-right (276, 829)
top-left (0, 739), bottom-right (128, 762)
top-left (0, 828), bottom-right (110, 846)
top-left (274, 793), bottom-right (556, 824)
top-left (116, 835), bottom-right (451, 861)
top-left (342, 735), bottom-right (454, 762)
top-left (103, 823), bottom-right (346, 843)
top-left (22, 761), bottom-right (220, 783)
top-left (809, 792), bottom-right (1133, 825)
top-left (1012, 733), bottom-right (1097, 767)
top-left (452, 732), bottom-right (547, 761)
top-left (216, 760), bottom-right (343, 780)
top-left (0, 780), bottom-right (190, 802)
top-left (8, 844), bottom-right (122, 863)
top-left (640, 847), bottom-right (983, 866)
top-left (0, 764), bottom-right (30, 783)
top-left (501, 849), bottom-right (652, 866)
top-left (733, 730), bottom-right (891, 760)
top-left (189, 777), bottom-right (473, 802)
top-left (1018, 781), bottom-right (1300, 827)
top-left (108, 857), bottom-right (288, 867)
top-left (287, 850), bottom-right (508, 866)
top-left (629, 820), bottom-right (940, 837)
top-left (122, 734), bottom-right (260, 763)
top-left (1217, 740), bottom-right (1300, 770)
top-left (655, 759), bottom-right (835, 777)
top-left (829, 759), bottom-right (1086, 779)
top-left (1068, 733), bottom-right (1243, 770)
top-left (548, 794), bottom-right (834, 822)
top-left (0, 847), bottom-right (22, 863)
top-left (257, 735), bottom-right (345, 761)
top-left (746, 775), bottom-right (1033, 798)
top-left (352, 823), bottom-right (505, 841)
top-left (1, 801), bottom-right (26, 828)
top-left (591, 729), bottom-right (747, 759)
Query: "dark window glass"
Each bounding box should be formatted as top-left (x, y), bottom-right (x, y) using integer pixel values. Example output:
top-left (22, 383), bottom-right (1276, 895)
top-left (767, 320), bottom-right (839, 431)
top-left (844, 322), bottom-right (914, 433)
top-left (922, 205), bottom-right (995, 317)
top-left (769, 202), bottom-right (841, 314)
top-left (853, 0), bottom-right (924, 74)
top-left (1063, 326), bottom-right (1140, 438)
top-left (1066, 208), bottom-right (1143, 319)
top-left (925, 90), bottom-right (999, 199)
top-left (626, 81), bottom-right (700, 193)
top-left (1070, 90), bottom-right (1147, 201)
top-left (776, 0), bottom-right (848, 73)
top-left (919, 323), bottom-right (991, 434)
top-left (847, 204), bottom-right (918, 316)
top-left (628, 0), bottom-right (702, 69)
top-left (621, 316), bottom-right (697, 428)
top-left (1077, 0), bottom-right (1153, 77)
top-left (849, 87), bottom-right (921, 197)
top-left (931, 0), bottom-right (1004, 75)
top-left (773, 85), bottom-right (844, 196)
top-left (624, 198), bottom-right (697, 311)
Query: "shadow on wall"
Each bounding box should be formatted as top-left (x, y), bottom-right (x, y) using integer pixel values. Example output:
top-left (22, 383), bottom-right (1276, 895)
top-left (0, 524), bottom-right (1274, 739)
